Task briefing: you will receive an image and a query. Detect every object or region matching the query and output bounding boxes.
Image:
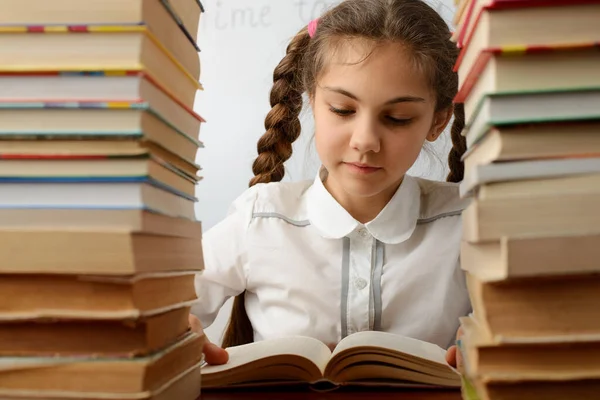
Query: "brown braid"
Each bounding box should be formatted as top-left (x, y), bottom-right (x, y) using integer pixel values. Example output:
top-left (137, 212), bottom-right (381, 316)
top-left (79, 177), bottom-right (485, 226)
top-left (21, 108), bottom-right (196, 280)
top-left (446, 103), bottom-right (467, 183)
top-left (249, 30), bottom-right (311, 186)
top-left (221, 29), bottom-right (311, 349)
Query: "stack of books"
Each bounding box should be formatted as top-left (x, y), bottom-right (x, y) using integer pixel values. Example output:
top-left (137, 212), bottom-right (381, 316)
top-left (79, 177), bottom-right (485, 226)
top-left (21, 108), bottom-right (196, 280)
top-left (0, 1), bottom-right (207, 399)
top-left (452, 0), bottom-right (600, 399)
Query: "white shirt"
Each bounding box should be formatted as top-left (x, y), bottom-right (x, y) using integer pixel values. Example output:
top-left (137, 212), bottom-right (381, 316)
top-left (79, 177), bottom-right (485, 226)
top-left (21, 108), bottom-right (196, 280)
top-left (193, 169), bottom-right (472, 349)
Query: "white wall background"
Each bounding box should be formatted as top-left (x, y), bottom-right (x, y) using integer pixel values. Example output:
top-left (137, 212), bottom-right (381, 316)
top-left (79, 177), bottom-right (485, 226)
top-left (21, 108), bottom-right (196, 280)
top-left (192, 0), bottom-right (457, 345)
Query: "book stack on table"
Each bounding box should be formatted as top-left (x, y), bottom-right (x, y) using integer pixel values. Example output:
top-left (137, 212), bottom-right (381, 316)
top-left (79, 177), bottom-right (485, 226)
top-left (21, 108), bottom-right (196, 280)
top-left (452, 1), bottom-right (600, 399)
top-left (0, 1), bottom-right (208, 399)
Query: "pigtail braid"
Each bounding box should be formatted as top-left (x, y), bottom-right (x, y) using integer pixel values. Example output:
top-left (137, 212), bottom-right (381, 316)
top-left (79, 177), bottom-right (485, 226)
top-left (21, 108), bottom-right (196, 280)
top-left (249, 30), bottom-right (311, 186)
top-left (222, 29), bottom-right (311, 349)
top-left (446, 102), bottom-right (466, 183)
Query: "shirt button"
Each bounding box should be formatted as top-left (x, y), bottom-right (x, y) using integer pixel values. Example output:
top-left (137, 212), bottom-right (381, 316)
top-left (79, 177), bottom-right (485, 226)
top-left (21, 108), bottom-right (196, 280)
top-left (358, 228), bottom-right (369, 238)
top-left (354, 278), bottom-right (368, 290)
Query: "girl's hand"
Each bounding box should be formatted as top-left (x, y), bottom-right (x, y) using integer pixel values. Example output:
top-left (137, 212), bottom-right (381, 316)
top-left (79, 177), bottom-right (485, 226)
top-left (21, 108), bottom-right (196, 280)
top-left (445, 326), bottom-right (463, 372)
top-left (188, 314), bottom-right (229, 365)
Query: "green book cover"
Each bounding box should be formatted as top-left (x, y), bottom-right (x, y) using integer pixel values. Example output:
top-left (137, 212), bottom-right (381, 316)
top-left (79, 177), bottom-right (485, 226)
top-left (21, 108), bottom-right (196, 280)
top-left (461, 375), bottom-right (481, 400)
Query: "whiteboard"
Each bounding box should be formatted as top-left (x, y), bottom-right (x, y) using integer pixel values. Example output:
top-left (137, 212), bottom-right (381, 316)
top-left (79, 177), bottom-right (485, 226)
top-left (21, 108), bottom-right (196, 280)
top-left (192, 0), bottom-right (457, 343)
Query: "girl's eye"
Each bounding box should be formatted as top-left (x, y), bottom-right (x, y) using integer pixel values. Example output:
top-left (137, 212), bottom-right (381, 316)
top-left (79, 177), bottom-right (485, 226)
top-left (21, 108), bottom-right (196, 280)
top-left (386, 116), bottom-right (412, 126)
top-left (329, 106), bottom-right (355, 117)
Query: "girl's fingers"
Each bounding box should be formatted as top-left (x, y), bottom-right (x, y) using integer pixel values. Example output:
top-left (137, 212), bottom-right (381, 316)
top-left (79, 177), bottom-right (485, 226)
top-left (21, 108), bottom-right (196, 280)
top-left (188, 314), bottom-right (229, 365)
top-left (445, 345), bottom-right (457, 367)
top-left (204, 342), bottom-right (230, 365)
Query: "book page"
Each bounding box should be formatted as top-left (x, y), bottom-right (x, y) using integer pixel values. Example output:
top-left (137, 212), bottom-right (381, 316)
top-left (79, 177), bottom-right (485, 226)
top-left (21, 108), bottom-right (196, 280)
top-left (202, 336), bottom-right (332, 376)
top-left (0, 300), bottom-right (199, 321)
top-left (332, 331), bottom-right (448, 365)
top-left (0, 357), bottom-right (73, 372)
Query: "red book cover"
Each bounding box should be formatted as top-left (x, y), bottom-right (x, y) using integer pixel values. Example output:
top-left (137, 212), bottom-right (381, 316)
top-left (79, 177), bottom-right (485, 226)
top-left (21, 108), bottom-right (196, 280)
top-left (0, 154), bottom-right (142, 160)
top-left (454, 0), bottom-right (600, 61)
top-left (454, 42), bottom-right (600, 103)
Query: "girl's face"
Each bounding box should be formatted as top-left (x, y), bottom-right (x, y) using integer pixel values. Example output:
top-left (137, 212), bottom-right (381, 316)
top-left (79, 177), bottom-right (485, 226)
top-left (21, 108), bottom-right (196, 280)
top-left (312, 40), bottom-right (451, 202)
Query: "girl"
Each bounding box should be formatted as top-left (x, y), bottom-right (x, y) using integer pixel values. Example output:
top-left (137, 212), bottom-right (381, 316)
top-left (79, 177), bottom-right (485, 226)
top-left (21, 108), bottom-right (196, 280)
top-left (191, 0), bottom-right (470, 368)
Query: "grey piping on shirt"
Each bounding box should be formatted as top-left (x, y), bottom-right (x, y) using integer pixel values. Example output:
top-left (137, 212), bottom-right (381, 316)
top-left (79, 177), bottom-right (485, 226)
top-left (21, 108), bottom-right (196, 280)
top-left (371, 239), bottom-right (384, 331)
top-left (417, 210), bottom-right (463, 225)
top-left (252, 212), bottom-right (311, 227)
top-left (341, 237), bottom-right (351, 340)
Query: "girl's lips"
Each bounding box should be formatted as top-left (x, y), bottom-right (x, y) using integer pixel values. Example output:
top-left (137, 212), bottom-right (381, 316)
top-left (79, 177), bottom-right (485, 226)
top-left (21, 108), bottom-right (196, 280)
top-left (344, 162), bottom-right (382, 174)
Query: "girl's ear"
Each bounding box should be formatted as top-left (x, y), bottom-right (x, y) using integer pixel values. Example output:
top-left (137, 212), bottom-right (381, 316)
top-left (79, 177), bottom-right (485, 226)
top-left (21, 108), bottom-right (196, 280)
top-left (427, 107), bottom-right (454, 142)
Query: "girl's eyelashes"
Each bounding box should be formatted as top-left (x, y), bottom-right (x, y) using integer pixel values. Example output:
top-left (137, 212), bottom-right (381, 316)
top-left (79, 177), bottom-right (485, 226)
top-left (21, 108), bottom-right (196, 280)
top-left (329, 106), bottom-right (354, 117)
top-left (328, 105), bottom-right (414, 126)
top-left (386, 116), bottom-right (413, 126)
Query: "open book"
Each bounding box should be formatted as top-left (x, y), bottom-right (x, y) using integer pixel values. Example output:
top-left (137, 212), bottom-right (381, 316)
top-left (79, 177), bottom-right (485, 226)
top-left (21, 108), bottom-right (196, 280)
top-left (201, 331), bottom-right (460, 390)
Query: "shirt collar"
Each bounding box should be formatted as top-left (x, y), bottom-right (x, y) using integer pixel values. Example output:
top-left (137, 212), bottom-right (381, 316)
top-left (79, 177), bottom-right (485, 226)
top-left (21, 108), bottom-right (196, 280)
top-left (306, 167), bottom-right (421, 244)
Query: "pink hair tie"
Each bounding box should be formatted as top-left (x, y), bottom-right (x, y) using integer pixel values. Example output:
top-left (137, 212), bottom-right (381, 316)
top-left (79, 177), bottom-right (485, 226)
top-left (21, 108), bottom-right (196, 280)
top-left (308, 18), bottom-right (319, 38)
